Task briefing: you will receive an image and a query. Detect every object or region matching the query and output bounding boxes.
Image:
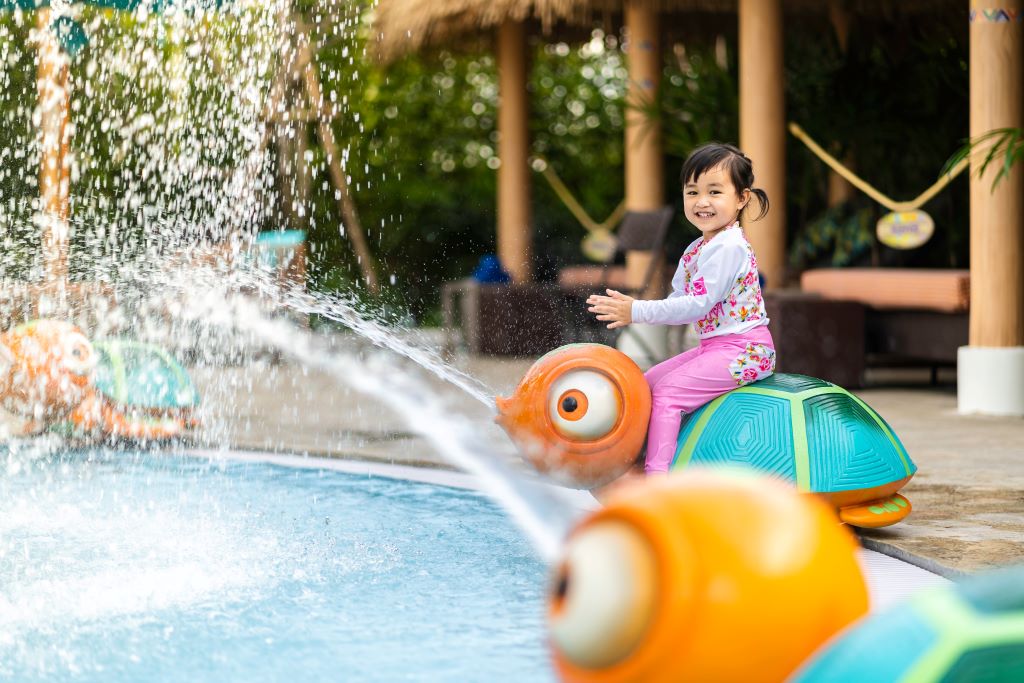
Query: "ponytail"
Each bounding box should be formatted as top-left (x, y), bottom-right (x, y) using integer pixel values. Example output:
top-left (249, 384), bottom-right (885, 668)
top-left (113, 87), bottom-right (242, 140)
top-left (747, 188), bottom-right (770, 221)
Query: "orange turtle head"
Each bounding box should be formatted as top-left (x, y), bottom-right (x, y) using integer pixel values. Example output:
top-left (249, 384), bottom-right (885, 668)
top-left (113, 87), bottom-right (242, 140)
top-left (547, 470), bottom-right (869, 683)
top-left (495, 343), bottom-right (651, 489)
top-left (0, 319), bottom-right (96, 419)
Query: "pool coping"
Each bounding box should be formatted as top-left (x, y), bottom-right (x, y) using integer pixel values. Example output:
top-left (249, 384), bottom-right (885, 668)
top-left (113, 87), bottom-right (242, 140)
top-left (186, 447), bottom-right (601, 514)
top-left (187, 447), bottom-right (960, 580)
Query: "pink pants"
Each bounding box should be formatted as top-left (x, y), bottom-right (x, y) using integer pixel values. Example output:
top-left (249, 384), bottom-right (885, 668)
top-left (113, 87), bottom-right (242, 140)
top-left (644, 326), bottom-right (776, 474)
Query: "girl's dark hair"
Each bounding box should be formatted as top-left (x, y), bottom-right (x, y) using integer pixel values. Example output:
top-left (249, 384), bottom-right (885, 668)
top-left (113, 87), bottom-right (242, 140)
top-left (680, 142), bottom-right (769, 221)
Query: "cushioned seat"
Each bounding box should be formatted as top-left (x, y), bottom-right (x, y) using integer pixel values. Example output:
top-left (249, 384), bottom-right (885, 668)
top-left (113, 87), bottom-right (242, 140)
top-left (800, 269), bottom-right (970, 313)
top-left (557, 265), bottom-right (633, 291)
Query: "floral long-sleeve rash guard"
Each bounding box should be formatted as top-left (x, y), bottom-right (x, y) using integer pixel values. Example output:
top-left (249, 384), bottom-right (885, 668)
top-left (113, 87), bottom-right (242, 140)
top-left (630, 223), bottom-right (770, 339)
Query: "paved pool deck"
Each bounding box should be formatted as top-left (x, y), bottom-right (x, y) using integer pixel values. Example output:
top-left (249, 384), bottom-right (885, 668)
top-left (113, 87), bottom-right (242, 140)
top-left (188, 335), bottom-right (1024, 579)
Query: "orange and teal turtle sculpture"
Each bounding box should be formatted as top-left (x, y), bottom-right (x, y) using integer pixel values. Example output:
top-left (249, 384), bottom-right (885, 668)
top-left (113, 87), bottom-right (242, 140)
top-left (792, 563), bottom-right (1024, 682)
top-left (497, 343), bottom-right (916, 528)
top-left (0, 320), bottom-right (199, 441)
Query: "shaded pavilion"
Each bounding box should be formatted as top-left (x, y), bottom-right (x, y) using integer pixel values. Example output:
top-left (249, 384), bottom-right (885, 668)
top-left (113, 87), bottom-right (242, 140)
top-left (374, 0), bottom-right (763, 293)
top-left (375, 0), bottom-right (1023, 415)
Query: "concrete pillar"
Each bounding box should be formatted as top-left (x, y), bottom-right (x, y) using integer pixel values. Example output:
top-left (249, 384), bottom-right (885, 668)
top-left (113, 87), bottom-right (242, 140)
top-left (36, 9), bottom-right (71, 283)
top-left (959, 1), bottom-right (1024, 415)
top-left (623, 1), bottom-right (664, 297)
top-left (739, 0), bottom-right (786, 289)
top-left (496, 20), bottom-right (533, 283)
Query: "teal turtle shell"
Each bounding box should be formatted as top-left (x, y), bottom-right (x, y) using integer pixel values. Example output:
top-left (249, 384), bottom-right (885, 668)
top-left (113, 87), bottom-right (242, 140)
top-left (93, 340), bottom-right (200, 411)
top-left (670, 373), bottom-right (916, 493)
top-left (791, 564), bottom-right (1024, 682)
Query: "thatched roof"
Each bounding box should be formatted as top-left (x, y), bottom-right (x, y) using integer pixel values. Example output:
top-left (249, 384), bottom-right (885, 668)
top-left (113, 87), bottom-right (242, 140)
top-left (372, 0), bottom-right (961, 63)
top-left (372, 1), bottom-right (735, 63)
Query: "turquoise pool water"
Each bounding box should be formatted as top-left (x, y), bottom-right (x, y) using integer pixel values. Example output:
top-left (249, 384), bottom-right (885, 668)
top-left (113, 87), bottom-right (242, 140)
top-left (0, 449), bottom-right (554, 682)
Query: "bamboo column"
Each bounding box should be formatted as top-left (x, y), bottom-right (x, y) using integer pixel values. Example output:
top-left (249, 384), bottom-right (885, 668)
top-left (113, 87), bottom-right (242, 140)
top-left (619, 1), bottom-right (668, 368)
top-left (36, 9), bottom-right (72, 283)
top-left (959, 0), bottom-right (1024, 415)
top-left (496, 20), bottom-right (532, 283)
top-left (623, 1), bottom-right (664, 297)
top-left (738, 0), bottom-right (786, 289)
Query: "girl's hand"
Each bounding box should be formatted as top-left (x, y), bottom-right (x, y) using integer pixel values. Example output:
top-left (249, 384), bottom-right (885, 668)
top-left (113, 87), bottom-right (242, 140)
top-left (586, 289), bottom-right (635, 329)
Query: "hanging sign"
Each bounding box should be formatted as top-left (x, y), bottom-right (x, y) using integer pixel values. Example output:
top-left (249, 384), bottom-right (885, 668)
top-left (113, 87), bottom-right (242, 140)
top-left (876, 210), bottom-right (934, 250)
top-left (582, 228), bottom-right (618, 263)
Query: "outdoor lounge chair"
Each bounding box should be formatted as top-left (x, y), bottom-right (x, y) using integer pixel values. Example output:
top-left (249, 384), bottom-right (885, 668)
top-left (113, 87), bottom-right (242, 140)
top-left (557, 206), bottom-right (675, 299)
top-left (557, 206), bottom-right (676, 350)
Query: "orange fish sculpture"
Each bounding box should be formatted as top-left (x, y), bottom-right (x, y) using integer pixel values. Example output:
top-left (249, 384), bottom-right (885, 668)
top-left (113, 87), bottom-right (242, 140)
top-left (495, 344), bottom-right (651, 490)
top-left (0, 319), bottom-right (96, 433)
top-left (0, 320), bottom-right (196, 440)
top-left (547, 469), bottom-right (869, 683)
top-left (496, 343), bottom-right (917, 528)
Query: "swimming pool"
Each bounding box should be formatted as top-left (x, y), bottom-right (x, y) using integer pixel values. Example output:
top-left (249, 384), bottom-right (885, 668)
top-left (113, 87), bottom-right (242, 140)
top-left (0, 447), bottom-right (555, 682)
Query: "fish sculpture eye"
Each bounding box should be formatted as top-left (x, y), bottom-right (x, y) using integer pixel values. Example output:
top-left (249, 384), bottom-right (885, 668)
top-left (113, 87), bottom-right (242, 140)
top-left (547, 370), bottom-right (621, 440)
top-left (60, 333), bottom-right (95, 377)
top-left (548, 520), bottom-right (657, 669)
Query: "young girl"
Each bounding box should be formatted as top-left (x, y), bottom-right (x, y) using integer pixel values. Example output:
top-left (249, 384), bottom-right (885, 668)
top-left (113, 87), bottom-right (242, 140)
top-left (587, 143), bottom-right (776, 474)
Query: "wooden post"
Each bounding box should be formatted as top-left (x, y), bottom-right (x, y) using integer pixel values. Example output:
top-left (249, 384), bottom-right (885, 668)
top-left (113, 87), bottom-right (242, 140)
top-left (36, 9), bottom-right (72, 283)
top-left (968, 3), bottom-right (1024, 347)
top-left (739, 0), bottom-right (786, 289)
top-left (619, 2), bottom-right (668, 368)
top-left (623, 1), bottom-right (664, 297)
top-left (959, 0), bottom-right (1024, 415)
top-left (496, 20), bottom-right (533, 283)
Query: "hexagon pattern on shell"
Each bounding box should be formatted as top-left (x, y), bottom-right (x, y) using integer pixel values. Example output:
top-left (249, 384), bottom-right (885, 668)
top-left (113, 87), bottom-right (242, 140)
top-left (791, 563), bottom-right (1024, 682)
top-left (672, 372), bottom-right (917, 527)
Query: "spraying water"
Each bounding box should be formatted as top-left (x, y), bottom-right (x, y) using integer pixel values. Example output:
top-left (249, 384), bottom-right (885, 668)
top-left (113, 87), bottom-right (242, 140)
top-left (156, 259), bottom-right (579, 562)
top-left (244, 268), bottom-right (495, 407)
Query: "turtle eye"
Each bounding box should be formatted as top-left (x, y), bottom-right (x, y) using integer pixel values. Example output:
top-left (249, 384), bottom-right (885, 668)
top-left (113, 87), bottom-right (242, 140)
top-left (549, 521), bottom-right (658, 669)
top-left (61, 333), bottom-right (95, 376)
top-left (548, 370), bottom-right (621, 440)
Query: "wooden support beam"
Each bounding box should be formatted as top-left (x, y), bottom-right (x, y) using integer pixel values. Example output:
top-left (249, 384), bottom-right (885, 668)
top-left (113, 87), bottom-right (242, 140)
top-left (496, 20), bottom-right (533, 283)
top-left (739, 0), bottom-right (786, 289)
top-left (958, 0), bottom-right (1024, 416)
top-left (969, 1), bottom-right (1024, 348)
top-left (623, 1), bottom-right (664, 298)
top-left (35, 9), bottom-right (72, 283)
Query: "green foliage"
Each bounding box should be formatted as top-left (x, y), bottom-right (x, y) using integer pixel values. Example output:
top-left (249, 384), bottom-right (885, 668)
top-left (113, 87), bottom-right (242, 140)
top-left (527, 34), bottom-right (627, 279)
top-left (312, 19), bottom-right (631, 318)
top-left (312, 31), bottom-right (501, 319)
top-left (657, 43), bottom-right (738, 162)
top-left (945, 127), bottom-right (1024, 191)
top-left (0, 17), bottom-right (38, 278)
top-left (316, 27), bottom-right (747, 317)
top-left (789, 200), bottom-right (874, 269)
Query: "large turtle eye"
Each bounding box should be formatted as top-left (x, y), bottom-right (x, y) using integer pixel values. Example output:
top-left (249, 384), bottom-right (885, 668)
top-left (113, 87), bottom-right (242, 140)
top-left (548, 370), bottom-right (621, 440)
top-left (61, 333), bottom-right (95, 377)
top-left (549, 521), bottom-right (658, 669)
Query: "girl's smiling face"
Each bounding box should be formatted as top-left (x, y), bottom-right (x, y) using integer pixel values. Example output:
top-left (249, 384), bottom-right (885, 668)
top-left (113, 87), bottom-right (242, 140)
top-left (683, 164), bottom-right (751, 240)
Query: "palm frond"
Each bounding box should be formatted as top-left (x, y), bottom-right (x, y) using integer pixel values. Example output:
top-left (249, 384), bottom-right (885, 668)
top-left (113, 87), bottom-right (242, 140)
top-left (944, 127), bottom-right (1023, 191)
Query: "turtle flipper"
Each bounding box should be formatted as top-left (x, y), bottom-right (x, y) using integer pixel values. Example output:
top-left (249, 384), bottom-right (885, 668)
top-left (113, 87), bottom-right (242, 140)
top-left (838, 493), bottom-right (911, 528)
